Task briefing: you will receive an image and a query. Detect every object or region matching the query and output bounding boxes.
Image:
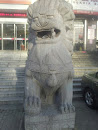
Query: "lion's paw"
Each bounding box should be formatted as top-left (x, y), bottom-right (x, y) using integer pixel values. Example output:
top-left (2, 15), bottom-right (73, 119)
top-left (25, 96), bottom-right (41, 115)
top-left (60, 103), bottom-right (75, 114)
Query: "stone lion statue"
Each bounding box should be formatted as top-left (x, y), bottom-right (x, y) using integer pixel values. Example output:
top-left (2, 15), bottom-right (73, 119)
top-left (25, 0), bottom-right (75, 115)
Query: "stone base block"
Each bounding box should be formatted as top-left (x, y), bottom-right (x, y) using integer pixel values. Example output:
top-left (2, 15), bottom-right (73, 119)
top-left (25, 112), bottom-right (75, 130)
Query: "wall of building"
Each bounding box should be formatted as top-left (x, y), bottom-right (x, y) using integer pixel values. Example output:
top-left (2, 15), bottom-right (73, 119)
top-left (86, 17), bottom-right (97, 51)
top-left (0, 0), bottom-right (31, 4)
top-left (67, 0), bottom-right (98, 51)
top-left (0, 0), bottom-right (98, 51)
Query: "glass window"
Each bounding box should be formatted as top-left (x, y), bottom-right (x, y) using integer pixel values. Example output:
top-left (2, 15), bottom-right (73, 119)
top-left (26, 40), bottom-right (28, 50)
top-left (3, 24), bottom-right (14, 38)
top-left (26, 24), bottom-right (29, 50)
top-left (17, 40), bottom-right (25, 50)
top-left (3, 40), bottom-right (14, 50)
top-left (0, 24), bottom-right (1, 38)
top-left (0, 40), bottom-right (1, 50)
top-left (26, 24), bottom-right (29, 38)
top-left (15, 24), bottom-right (25, 50)
top-left (0, 24), bottom-right (1, 50)
top-left (73, 20), bottom-right (84, 51)
top-left (15, 24), bottom-right (25, 38)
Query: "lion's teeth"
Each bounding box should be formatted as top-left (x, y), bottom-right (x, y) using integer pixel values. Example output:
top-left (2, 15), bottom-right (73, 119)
top-left (42, 35), bottom-right (48, 39)
top-left (51, 28), bottom-right (55, 38)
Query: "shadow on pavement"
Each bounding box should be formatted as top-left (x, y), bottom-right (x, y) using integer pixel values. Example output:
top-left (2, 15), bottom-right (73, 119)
top-left (0, 100), bottom-right (98, 130)
top-left (74, 100), bottom-right (98, 130)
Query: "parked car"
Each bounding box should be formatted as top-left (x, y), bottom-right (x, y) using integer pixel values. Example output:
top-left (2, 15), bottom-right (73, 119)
top-left (81, 72), bottom-right (98, 109)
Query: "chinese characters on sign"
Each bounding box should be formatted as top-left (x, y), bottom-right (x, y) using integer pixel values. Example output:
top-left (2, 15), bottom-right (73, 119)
top-left (88, 29), bottom-right (95, 40)
top-left (88, 26), bottom-right (96, 41)
top-left (68, 0), bottom-right (98, 11)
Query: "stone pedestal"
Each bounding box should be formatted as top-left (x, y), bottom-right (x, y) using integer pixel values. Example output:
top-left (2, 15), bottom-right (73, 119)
top-left (25, 105), bottom-right (75, 130)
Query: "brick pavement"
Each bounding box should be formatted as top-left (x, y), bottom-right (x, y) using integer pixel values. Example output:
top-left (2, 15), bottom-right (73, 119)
top-left (0, 100), bottom-right (98, 130)
top-left (0, 110), bottom-right (24, 130)
top-left (74, 100), bottom-right (98, 130)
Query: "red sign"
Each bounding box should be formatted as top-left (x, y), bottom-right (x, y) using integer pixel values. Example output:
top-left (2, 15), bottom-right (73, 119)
top-left (74, 10), bottom-right (98, 15)
top-left (0, 13), bottom-right (27, 17)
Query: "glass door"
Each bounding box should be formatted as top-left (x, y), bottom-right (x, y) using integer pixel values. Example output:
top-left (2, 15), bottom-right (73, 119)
top-left (73, 20), bottom-right (84, 51)
top-left (3, 24), bottom-right (14, 50)
top-left (26, 24), bottom-right (28, 50)
top-left (15, 24), bottom-right (25, 50)
top-left (0, 24), bottom-right (1, 50)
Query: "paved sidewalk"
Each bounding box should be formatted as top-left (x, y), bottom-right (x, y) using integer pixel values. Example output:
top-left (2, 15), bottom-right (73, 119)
top-left (0, 100), bottom-right (98, 130)
top-left (0, 109), bottom-right (24, 130)
top-left (74, 100), bottom-right (98, 130)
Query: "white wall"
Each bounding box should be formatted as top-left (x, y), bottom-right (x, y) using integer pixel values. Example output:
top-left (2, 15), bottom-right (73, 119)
top-left (0, 18), bottom-right (27, 23)
top-left (0, 4), bottom-right (29, 10)
top-left (67, 0), bottom-right (98, 12)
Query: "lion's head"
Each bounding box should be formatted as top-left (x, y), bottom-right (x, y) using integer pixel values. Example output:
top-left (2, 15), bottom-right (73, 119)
top-left (27, 0), bottom-right (75, 54)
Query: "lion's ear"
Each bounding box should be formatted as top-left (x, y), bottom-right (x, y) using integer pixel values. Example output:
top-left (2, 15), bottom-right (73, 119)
top-left (65, 39), bottom-right (73, 55)
top-left (27, 5), bottom-right (34, 24)
top-left (58, 1), bottom-right (69, 16)
top-left (65, 20), bottom-right (74, 34)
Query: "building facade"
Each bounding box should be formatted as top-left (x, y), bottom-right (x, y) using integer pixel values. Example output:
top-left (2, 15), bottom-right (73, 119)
top-left (68, 0), bottom-right (98, 51)
top-left (0, 0), bottom-right (98, 51)
top-left (0, 0), bottom-right (30, 51)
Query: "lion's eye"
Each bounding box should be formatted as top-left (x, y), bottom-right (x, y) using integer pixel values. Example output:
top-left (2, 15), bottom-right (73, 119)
top-left (66, 26), bottom-right (70, 32)
top-left (33, 17), bottom-right (38, 22)
top-left (47, 15), bottom-right (54, 19)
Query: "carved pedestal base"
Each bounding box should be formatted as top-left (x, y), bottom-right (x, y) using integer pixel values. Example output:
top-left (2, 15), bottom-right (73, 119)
top-left (25, 105), bottom-right (75, 130)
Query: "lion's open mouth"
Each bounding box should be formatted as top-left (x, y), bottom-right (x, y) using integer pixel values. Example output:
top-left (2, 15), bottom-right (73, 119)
top-left (36, 28), bottom-right (60, 39)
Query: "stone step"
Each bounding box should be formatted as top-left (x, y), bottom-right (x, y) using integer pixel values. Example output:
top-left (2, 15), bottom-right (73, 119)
top-left (0, 54), bottom-right (27, 57)
top-left (0, 86), bottom-right (24, 92)
top-left (73, 78), bottom-right (82, 99)
top-left (73, 93), bottom-right (83, 100)
top-left (73, 78), bottom-right (82, 82)
top-left (0, 104), bottom-right (24, 110)
top-left (74, 65), bottom-right (98, 68)
top-left (74, 67), bottom-right (98, 77)
top-left (0, 80), bottom-right (80, 87)
top-left (73, 88), bottom-right (82, 94)
top-left (0, 65), bottom-right (26, 68)
top-left (0, 81), bottom-right (24, 86)
top-left (0, 51), bottom-right (91, 104)
top-left (0, 59), bottom-right (26, 62)
top-left (0, 51), bottom-right (26, 105)
top-left (73, 59), bottom-right (98, 61)
top-left (0, 66), bottom-right (24, 70)
top-left (73, 82), bottom-right (81, 87)
top-left (0, 68), bottom-right (25, 70)
top-left (73, 56), bottom-right (98, 58)
top-left (0, 74), bottom-right (25, 79)
top-left (0, 84), bottom-right (24, 88)
top-left (0, 97), bottom-right (23, 104)
top-left (0, 68), bottom-right (25, 73)
top-left (0, 83), bottom-right (81, 89)
top-left (0, 91), bottom-right (24, 97)
top-left (0, 67), bottom-right (25, 70)
top-left (0, 50), bottom-right (27, 55)
top-left (73, 63), bottom-right (98, 65)
top-left (74, 67), bottom-right (98, 70)
top-left (0, 71), bottom-right (25, 75)
top-left (0, 77), bottom-right (25, 81)
top-left (0, 75), bottom-right (25, 79)
top-left (73, 78), bottom-right (82, 95)
top-left (0, 59), bottom-right (26, 61)
top-left (0, 62), bottom-right (26, 64)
